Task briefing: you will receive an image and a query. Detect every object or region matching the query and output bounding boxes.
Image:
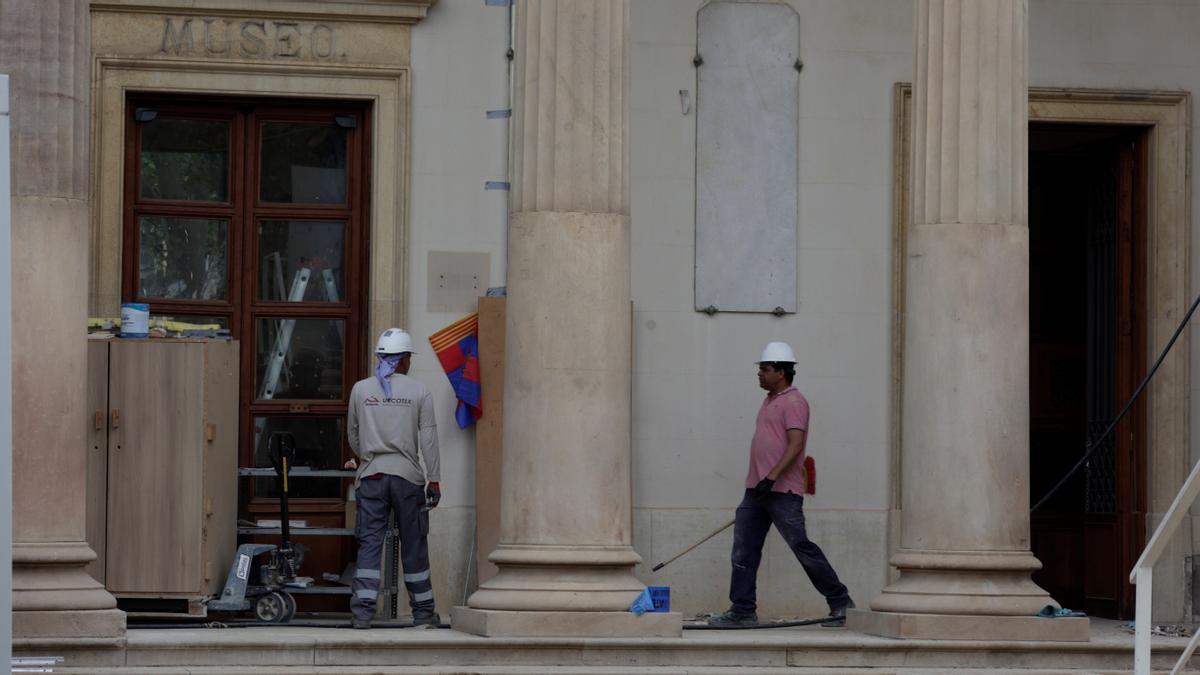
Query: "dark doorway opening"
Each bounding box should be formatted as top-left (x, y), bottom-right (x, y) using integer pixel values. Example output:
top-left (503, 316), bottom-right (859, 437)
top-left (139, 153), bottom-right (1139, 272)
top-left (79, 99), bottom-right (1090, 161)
top-left (1028, 123), bottom-right (1148, 620)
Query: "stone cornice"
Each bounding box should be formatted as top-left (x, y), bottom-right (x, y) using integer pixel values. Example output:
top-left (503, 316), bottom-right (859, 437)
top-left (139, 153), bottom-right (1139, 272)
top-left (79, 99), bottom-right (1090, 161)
top-left (90, 0), bottom-right (438, 24)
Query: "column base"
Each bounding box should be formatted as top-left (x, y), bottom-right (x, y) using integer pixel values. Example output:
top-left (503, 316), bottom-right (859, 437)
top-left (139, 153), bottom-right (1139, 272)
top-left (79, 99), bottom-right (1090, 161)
top-left (452, 606), bottom-right (682, 637)
top-left (12, 541), bottom-right (126, 640)
top-left (847, 609), bottom-right (1089, 642)
top-left (467, 544), bottom-right (646, 612)
top-left (12, 609), bottom-right (128, 644)
top-left (870, 549), bottom-right (1053, 616)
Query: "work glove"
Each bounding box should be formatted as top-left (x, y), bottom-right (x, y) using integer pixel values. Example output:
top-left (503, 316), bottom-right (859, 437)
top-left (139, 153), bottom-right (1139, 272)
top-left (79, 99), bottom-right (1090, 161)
top-left (426, 482), bottom-right (441, 508)
top-left (753, 478), bottom-right (776, 500)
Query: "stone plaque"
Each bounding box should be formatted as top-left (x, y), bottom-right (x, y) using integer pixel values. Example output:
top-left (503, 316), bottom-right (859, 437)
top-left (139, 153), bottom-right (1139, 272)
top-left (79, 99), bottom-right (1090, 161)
top-left (427, 251), bottom-right (490, 314)
top-left (695, 1), bottom-right (799, 314)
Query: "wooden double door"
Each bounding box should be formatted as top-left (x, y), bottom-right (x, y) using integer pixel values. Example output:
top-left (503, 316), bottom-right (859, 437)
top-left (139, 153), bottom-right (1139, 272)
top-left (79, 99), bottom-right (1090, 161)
top-left (1028, 123), bottom-right (1148, 619)
top-left (120, 96), bottom-right (372, 606)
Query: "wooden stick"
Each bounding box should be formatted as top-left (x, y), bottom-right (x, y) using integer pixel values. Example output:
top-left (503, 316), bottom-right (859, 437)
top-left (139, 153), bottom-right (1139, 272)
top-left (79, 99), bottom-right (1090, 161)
top-left (651, 517), bottom-right (736, 572)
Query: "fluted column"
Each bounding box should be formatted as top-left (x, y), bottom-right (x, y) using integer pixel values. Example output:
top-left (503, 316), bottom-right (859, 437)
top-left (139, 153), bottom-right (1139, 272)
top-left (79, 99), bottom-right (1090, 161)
top-left (849, 0), bottom-right (1085, 641)
top-left (4, 0), bottom-right (125, 642)
top-left (454, 0), bottom-right (677, 637)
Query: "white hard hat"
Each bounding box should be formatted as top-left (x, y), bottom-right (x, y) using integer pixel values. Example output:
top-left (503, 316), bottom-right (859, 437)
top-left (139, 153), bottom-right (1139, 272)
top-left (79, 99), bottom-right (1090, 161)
top-left (376, 328), bottom-right (415, 355)
top-left (759, 341), bottom-right (796, 364)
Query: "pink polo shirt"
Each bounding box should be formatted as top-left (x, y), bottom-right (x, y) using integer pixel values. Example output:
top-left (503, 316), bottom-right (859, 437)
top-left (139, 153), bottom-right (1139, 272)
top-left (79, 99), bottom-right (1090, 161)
top-left (744, 386), bottom-right (810, 495)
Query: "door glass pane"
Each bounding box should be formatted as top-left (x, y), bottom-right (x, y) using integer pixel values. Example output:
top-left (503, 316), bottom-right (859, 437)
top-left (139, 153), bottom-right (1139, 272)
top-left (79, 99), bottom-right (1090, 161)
top-left (138, 216), bottom-right (228, 300)
top-left (258, 221), bottom-right (345, 302)
top-left (253, 416), bottom-right (344, 498)
top-left (140, 118), bottom-right (229, 201)
top-left (256, 318), bottom-right (345, 400)
top-left (260, 122), bottom-right (347, 204)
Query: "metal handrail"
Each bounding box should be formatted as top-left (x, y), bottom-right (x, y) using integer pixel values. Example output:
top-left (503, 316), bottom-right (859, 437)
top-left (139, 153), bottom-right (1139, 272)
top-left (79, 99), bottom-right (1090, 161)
top-left (1130, 456), bottom-right (1200, 675)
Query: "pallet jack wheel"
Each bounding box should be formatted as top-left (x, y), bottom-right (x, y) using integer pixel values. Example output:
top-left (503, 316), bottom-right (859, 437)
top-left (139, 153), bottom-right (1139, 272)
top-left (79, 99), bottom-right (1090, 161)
top-left (280, 591), bottom-right (297, 623)
top-left (254, 591), bottom-right (289, 623)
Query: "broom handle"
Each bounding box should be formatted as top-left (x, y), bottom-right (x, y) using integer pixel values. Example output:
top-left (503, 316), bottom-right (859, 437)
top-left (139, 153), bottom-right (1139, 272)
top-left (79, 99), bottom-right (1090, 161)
top-left (650, 517), bottom-right (736, 572)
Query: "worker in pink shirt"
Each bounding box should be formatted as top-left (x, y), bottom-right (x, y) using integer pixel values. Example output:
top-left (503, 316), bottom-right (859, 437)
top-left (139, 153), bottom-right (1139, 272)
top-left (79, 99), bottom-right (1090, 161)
top-left (708, 341), bottom-right (853, 628)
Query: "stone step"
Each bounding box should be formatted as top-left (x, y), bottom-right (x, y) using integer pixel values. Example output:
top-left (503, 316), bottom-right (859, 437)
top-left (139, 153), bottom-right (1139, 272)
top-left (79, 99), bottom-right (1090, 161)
top-left (18, 621), bottom-right (1198, 674)
top-left (28, 662), bottom-right (1200, 667)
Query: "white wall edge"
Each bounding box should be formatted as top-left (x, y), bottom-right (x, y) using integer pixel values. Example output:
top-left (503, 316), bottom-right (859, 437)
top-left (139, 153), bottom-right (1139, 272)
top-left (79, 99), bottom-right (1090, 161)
top-left (1, 71), bottom-right (14, 669)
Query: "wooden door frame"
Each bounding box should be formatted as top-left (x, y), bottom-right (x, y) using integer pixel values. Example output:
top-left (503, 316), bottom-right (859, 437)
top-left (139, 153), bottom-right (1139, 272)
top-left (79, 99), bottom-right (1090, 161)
top-left (90, 59), bottom-right (410, 355)
top-left (1113, 131), bottom-right (1149, 616)
top-left (889, 86), bottom-right (1192, 617)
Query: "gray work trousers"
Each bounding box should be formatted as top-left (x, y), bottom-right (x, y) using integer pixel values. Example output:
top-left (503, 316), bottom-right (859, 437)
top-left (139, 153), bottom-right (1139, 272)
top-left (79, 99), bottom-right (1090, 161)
top-left (351, 474), bottom-right (435, 621)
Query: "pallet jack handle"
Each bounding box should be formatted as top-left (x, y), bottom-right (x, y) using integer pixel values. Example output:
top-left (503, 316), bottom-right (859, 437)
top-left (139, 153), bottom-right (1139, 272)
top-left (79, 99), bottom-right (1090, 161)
top-left (268, 432), bottom-right (297, 548)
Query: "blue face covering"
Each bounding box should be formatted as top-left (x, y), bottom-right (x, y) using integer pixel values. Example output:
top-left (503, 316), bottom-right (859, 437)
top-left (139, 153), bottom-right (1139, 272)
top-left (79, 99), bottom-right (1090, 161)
top-left (375, 353), bottom-right (404, 398)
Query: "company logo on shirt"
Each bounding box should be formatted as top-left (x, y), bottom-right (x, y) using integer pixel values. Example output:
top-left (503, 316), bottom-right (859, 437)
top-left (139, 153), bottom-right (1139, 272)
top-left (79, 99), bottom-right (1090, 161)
top-left (364, 395), bottom-right (412, 407)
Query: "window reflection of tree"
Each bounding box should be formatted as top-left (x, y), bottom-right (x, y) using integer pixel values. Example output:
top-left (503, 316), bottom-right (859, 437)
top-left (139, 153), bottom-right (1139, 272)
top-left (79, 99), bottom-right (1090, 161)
top-left (140, 119), bottom-right (228, 202)
top-left (138, 218), bottom-right (227, 300)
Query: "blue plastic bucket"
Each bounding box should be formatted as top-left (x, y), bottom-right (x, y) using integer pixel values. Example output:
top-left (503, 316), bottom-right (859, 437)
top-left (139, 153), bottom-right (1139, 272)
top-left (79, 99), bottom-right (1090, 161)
top-left (648, 586), bottom-right (670, 613)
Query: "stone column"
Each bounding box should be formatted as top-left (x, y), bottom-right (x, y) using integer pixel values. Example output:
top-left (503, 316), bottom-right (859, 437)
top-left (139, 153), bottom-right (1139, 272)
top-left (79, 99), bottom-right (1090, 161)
top-left (5, 0), bottom-right (125, 642)
top-left (848, 0), bottom-right (1086, 641)
top-left (453, 0), bottom-right (678, 637)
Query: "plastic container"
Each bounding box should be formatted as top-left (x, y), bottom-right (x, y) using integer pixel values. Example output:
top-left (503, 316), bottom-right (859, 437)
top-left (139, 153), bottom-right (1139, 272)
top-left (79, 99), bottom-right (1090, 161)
top-left (648, 586), bottom-right (670, 613)
top-left (120, 303), bottom-right (150, 337)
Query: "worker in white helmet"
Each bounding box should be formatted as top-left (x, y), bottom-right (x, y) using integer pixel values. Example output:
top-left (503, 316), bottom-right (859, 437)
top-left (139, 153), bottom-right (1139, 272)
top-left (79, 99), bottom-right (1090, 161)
top-left (708, 341), bottom-right (853, 628)
top-left (344, 328), bottom-right (441, 629)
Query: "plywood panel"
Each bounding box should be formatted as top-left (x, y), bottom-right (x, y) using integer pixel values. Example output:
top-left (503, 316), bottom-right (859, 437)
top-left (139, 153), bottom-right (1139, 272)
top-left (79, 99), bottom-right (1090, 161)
top-left (202, 340), bottom-right (239, 595)
top-left (106, 341), bottom-right (205, 594)
top-left (85, 341), bottom-right (109, 583)
top-left (475, 297), bottom-right (505, 583)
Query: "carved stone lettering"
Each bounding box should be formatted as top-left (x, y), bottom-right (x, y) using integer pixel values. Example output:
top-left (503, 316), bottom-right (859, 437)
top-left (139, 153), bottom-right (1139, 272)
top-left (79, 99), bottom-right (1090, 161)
top-left (159, 16), bottom-right (341, 60)
top-left (274, 22), bottom-right (301, 58)
top-left (161, 17), bottom-right (195, 54)
top-left (311, 24), bottom-right (335, 59)
top-left (239, 21), bottom-right (266, 57)
top-left (203, 19), bottom-right (230, 55)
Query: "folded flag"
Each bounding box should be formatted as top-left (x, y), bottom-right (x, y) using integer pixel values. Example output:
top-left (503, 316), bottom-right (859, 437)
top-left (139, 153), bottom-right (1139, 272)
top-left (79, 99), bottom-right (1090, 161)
top-left (429, 313), bottom-right (482, 429)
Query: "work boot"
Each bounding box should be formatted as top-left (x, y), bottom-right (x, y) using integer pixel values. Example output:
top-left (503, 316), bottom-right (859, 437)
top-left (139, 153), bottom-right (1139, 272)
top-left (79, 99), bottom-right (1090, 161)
top-left (706, 609), bottom-right (758, 628)
top-left (412, 611), bottom-right (441, 628)
top-left (351, 617), bottom-right (371, 630)
top-left (821, 599), bottom-right (855, 627)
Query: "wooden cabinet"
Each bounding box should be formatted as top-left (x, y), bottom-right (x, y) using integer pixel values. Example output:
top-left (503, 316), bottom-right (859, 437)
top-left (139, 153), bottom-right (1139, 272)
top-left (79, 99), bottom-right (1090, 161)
top-left (86, 339), bottom-right (238, 614)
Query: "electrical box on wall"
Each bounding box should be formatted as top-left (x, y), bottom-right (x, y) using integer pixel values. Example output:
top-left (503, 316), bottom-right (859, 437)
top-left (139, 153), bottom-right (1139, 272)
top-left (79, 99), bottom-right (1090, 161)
top-left (427, 251), bottom-right (490, 313)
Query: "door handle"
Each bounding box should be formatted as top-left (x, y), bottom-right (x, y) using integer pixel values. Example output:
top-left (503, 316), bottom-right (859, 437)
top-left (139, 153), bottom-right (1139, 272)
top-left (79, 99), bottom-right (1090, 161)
top-left (94, 410), bottom-right (104, 431)
top-left (110, 409), bottom-right (120, 429)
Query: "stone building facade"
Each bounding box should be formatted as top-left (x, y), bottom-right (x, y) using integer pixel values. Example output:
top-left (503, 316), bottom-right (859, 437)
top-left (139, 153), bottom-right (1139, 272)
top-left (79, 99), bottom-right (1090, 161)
top-left (6, 0), bottom-right (1200, 648)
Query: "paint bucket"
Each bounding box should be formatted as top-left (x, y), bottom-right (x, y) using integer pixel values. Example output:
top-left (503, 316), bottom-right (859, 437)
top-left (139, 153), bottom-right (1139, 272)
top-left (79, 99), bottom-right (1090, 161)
top-left (120, 303), bottom-right (149, 337)
top-left (648, 586), bottom-right (670, 613)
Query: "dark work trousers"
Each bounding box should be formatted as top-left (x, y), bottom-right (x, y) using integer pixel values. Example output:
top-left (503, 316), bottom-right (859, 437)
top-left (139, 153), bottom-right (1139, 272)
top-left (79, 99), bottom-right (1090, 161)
top-left (351, 475), bottom-right (435, 621)
top-left (729, 489), bottom-right (850, 615)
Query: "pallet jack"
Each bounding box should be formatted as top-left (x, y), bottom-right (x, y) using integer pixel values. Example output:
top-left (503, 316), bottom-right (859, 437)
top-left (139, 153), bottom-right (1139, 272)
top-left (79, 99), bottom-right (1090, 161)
top-left (209, 432), bottom-right (308, 623)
